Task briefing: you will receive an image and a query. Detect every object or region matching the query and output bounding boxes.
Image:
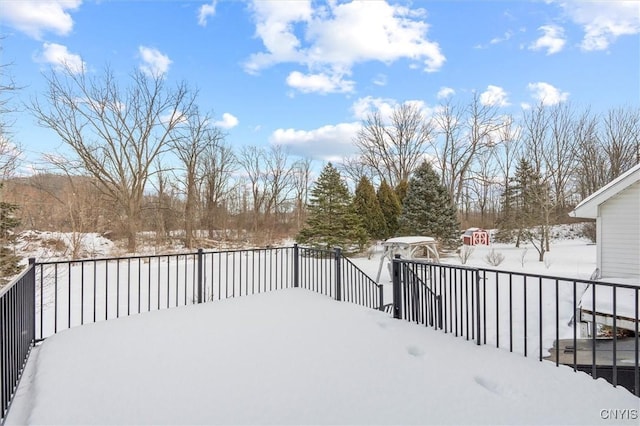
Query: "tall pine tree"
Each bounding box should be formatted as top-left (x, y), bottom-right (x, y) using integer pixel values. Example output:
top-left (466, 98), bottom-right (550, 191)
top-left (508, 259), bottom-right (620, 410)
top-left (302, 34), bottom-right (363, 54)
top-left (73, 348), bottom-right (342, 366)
top-left (377, 180), bottom-right (401, 239)
top-left (353, 176), bottom-right (387, 240)
top-left (398, 161), bottom-right (459, 249)
top-left (297, 163), bottom-right (367, 251)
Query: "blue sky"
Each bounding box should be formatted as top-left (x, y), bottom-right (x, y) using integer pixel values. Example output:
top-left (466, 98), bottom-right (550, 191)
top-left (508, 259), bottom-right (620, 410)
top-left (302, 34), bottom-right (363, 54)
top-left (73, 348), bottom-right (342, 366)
top-left (1, 0), bottom-right (639, 167)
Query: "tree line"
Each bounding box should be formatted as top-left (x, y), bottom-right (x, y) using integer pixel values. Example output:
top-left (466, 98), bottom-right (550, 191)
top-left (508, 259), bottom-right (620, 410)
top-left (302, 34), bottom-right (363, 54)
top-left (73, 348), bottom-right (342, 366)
top-left (1, 62), bottom-right (639, 275)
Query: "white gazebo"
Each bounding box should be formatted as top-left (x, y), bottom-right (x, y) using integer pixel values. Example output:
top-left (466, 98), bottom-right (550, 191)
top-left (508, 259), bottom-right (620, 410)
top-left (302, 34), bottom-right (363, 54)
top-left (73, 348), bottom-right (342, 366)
top-left (375, 236), bottom-right (440, 283)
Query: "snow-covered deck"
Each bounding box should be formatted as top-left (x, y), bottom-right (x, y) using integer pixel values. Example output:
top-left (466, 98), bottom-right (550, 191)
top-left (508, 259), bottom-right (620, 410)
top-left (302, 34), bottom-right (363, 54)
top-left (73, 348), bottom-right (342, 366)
top-left (7, 289), bottom-right (638, 425)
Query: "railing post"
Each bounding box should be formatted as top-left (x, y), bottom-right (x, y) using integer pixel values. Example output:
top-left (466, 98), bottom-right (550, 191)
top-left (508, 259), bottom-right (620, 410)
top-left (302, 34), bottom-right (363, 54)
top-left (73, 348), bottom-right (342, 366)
top-left (436, 294), bottom-right (443, 329)
top-left (334, 247), bottom-right (342, 301)
top-left (378, 284), bottom-right (384, 311)
top-left (475, 269), bottom-right (481, 345)
top-left (293, 244), bottom-right (299, 288)
top-left (197, 248), bottom-right (204, 303)
top-left (29, 257), bottom-right (36, 342)
top-left (392, 254), bottom-right (402, 319)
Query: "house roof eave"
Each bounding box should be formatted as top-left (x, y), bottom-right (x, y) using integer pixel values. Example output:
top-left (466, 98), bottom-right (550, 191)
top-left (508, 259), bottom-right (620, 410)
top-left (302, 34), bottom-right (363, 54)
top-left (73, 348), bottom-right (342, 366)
top-left (569, 164), bottom-right (640, 219)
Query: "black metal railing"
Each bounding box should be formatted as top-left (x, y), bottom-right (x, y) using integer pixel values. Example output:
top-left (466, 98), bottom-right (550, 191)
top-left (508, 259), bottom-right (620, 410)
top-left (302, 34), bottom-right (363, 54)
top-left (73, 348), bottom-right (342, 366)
top-left (392, 256), bottom-right (640, 397)
top-left (400, 263), bottom-right (443, 328)
top-left (1, 260), bottom-right (36, 423)
top-left (341, 255), bottom-right (383, 310)
top-left (296, 246), bottom-right (384, 310)
top-left (33, 245), bottom-right (382, 340)
top-left (0, 244), bottom-right (382, 423)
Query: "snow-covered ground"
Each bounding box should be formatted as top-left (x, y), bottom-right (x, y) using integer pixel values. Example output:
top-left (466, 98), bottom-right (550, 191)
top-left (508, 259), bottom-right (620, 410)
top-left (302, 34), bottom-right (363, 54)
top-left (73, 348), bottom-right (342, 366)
top-left (7, 289), bottom-right (638, 425)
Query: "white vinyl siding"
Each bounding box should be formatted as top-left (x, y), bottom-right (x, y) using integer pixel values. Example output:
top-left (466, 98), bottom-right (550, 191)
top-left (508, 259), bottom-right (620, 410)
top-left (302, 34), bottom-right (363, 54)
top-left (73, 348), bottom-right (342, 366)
top-left (599, 181), bottom-right (640, 279)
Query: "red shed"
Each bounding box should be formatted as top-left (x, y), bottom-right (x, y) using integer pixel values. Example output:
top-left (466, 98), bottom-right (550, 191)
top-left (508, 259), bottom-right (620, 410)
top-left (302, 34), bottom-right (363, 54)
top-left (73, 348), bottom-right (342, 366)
top-left (462, 228), bottom-right (489, 246)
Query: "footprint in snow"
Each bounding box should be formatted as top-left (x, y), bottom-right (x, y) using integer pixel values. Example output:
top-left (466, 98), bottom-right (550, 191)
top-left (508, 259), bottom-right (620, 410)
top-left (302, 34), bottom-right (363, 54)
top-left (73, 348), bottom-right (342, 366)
top-left (406, 345), bottom-right (425, 357)
top-left (473, 376), bottom-right (521, 399)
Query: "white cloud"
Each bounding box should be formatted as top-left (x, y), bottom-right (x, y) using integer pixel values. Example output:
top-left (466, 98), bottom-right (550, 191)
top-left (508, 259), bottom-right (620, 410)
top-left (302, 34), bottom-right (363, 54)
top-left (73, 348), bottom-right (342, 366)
top-left (244, 0), bottom-right (312, 73)
top-left (286, 71), bottom-right (355, 94)
top-left (214, 113), bottom-right (239, 129)
top-left (351, 96), bottom-right (398, 121)
top-left (479, 85), bottom-right (510, 107)
top-left (351, 96), bottom-right (434, 124)
top-left (436, 86), bottom-right (455, 99)
top-left (527, 82), bottom-right (569, 106)
top-left (245, 0), bottom-right (444, 94)
top-left (160, 110), bottom-right (188, 127)
top-left (490, 30), bottom-right (514, 45)
top-left (1, 0), bottom-right (81, 39)
top-left (36, 42), bottom-right (85, 74)
top-left (138, 46), bottom-right (172, 78)
top-left (198, 1), bottom-right (217, 27)
top-left (270, 122), bottom-right (362, 162)
top-left (372, 74), bottom-right (387, 86)
top-left (529, 25), bottom-right (566, 55)
top-left (558, 0), bottom-right (640, 51)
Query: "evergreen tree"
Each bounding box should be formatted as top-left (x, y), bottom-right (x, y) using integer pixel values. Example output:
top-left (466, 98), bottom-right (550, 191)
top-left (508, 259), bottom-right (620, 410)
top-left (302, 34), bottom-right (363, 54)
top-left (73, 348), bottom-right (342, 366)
top-left (395, 179), bottom-right (409, 206)
top-left (498, 158), bottom-right (550, 260)
top-left (377, 180), bottom-right (401, 239)
top-left (0, 183), bottom-right (21, 284)
top-left (353, 176), bottom-right (387, 240)
top-left (398, 161), bottom-right (459, 249)
top-left (296, 163), bottom-right (367, 251)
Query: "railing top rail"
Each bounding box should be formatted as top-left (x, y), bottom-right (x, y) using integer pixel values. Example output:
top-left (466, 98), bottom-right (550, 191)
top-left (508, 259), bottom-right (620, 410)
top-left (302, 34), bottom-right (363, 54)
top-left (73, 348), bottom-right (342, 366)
top-left (476, 266), bottom-right (640, 289)
top-left (33, 246), bottom-right (294, 266)
top-left (396, 258), bottom-right (480, 273)
top-left (297, 246), bottom-right (336, 255)
top-left (341, 256), bottom-right (382, 289)
top-left (395, 258), bottom-right (640, 290)
top-left (393, 258), bottom-right (640, 290)
top-left (404, 267), bottom-right (437, 296)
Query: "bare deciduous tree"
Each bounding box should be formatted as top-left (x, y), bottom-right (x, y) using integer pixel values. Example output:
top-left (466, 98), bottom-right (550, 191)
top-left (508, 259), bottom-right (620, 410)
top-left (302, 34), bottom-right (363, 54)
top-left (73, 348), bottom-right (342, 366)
top-left (432, 94), bottom-right (505, 207)
top-left (573, 109), bottom-right (607, 199)
top-left (602, 106), bottom-right (640, 179)
top-left (546, 103), bottom-right (578, 214)
top-left (30, 65), bottom-right (194, 252)
top-left (291, 158), bottom-right (313, 231)
top-left (33, 156), bottom-right (102, 258)
top-left (171, 108), bottom-right (224, 248)
top-left (338, 155), bottom-right (374, 190)
top-left (468, 148), bottom-right (500, 226)
top-left (354, 103), bottom-right (433, 188)
top-left (263, 145), bottom-right (295, 239)
top-left (521, 103), bottom-right (549, 175)
top-left (0, 44), bottom-right (22, 182)
top-left (238, 145), bottom-right (267, 234)
top-left (200, 138), bottom-right (235, 240)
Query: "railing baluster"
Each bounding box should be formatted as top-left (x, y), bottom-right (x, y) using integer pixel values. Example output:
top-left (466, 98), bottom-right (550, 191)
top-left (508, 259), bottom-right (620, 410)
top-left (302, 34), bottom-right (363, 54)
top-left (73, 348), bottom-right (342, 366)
top-left (509, 273), bottom-right (513, 352)
top-left (635, 288), bottom-right (639, 397)
top-left (576, 281), bottom-right (580, 372)
top-left (523, 275), bottom-right (528, 357)
top-left (495, 271), bottom-right (499, 348)
top-left (555, 280), bottom-right (556, 366)
top-left (612, 286), bottom-right (617, 387)
top-left (539, 277), bottom-right (543, 362)
top-left (80, 262), bottom-right (85, 326)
